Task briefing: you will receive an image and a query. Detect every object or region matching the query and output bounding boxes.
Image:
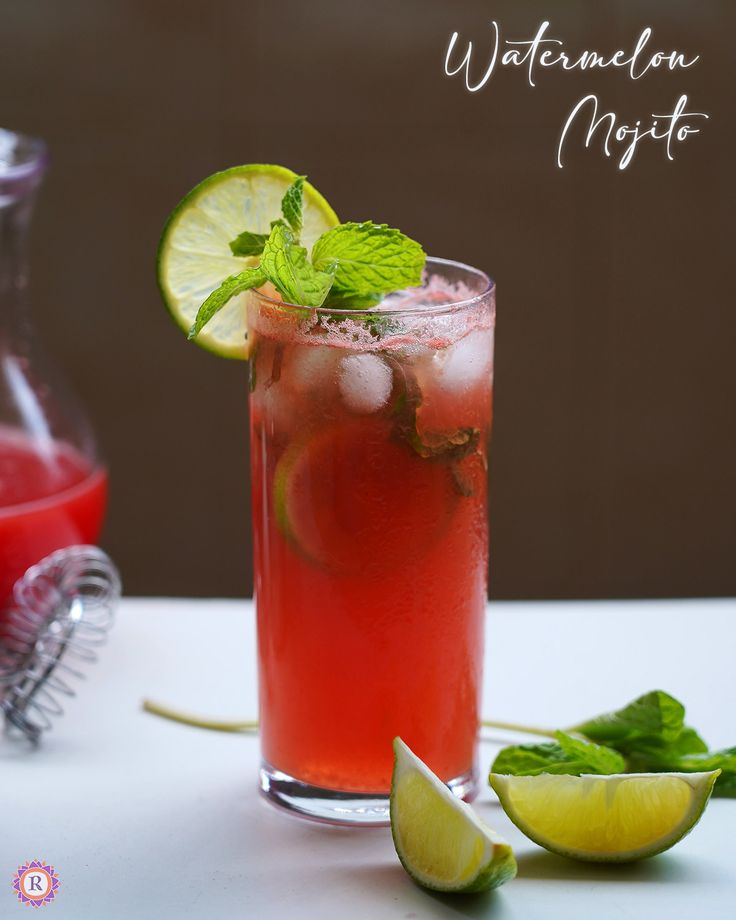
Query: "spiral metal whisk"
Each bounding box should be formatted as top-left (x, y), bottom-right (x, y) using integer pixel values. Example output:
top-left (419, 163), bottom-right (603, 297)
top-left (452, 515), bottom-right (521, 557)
top-left (0, 545), bottom-right (120, 742)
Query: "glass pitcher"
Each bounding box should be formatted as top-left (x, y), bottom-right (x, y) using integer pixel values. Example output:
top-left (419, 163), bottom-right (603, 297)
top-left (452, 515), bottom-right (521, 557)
top-left (0, 129), bottom-right (107, 615)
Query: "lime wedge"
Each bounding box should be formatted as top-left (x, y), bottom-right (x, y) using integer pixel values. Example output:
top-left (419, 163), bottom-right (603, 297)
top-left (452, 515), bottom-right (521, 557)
top-left (157, 165), bottom-right (338, 359)
top-left (490, 770), bottom-right (720, 863)
top-left (390, 738), bottom-right (517, 893)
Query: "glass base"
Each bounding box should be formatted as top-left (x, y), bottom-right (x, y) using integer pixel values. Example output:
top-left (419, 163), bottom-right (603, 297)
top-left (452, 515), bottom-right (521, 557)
top-left (259, 761), bottom-right (478, 827)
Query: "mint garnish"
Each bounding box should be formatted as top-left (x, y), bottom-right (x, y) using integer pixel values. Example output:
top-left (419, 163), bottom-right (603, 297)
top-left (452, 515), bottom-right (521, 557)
top-left (324, 292), bottom-right (383, 310)
top-left (189, 175), bottom-right (426, 340)
top-left (312, 221), bottom-right (425, 299)
top-left (261, 222), bottom-right (335, 308)
top-left (188, 267), bottom-right (266, 340)
top-left (229, 230), bottom-right (269, 257)
top-left (280, 174), bottom-right (305, 235)
top-left (491, 689), bottom-right (736, 797)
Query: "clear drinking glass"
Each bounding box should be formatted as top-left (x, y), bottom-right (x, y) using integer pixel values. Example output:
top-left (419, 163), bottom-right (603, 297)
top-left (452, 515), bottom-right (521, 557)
top-left (0, 129), bottom-right (107, 622)
top-left (249, 258), bottom-right (494, 824)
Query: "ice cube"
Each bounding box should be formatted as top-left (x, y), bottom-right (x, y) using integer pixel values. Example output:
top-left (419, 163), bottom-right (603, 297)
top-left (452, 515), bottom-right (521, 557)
top-left (251, 381), bottom-right (294, 437)
top-left (286, 344), bottom-right (340, 394)
top-left (438, 329), bottom-right (493, 392)
top-left (338, 354), bottom-right (393, 414)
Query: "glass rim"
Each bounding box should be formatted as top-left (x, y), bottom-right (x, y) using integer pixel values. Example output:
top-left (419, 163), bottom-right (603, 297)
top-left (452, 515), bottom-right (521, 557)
top-left (250, 255), bottom-right (495, 318)
top-left (0, 128), bottom-right (48, 182)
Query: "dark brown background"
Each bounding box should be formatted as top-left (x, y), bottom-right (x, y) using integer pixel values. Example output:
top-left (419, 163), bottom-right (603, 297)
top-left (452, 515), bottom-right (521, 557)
top-left (2, 1), bottom-right (734, 598)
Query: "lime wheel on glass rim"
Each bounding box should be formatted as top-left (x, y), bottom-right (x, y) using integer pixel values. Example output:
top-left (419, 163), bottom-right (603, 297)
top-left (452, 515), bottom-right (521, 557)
top-left (156, 165), bottom-right (338, 359)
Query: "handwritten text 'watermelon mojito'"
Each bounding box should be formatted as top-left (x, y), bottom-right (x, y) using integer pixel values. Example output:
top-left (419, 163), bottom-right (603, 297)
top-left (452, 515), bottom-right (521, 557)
top-left (444, 22), bottom-right (708, 169)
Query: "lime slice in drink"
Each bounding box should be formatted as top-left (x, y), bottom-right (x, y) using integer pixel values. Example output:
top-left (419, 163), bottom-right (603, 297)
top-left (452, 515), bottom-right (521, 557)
top-left (273, 420), bottom-right (457, 573)
top-left (157, 165), bottom-right (338, 359)
top-left (489, 770), bottom-right (720, 863)
top-left (390, 738), bottom-right (517, 893)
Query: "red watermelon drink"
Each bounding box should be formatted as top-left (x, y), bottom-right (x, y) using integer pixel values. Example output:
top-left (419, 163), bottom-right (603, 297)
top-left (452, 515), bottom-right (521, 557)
top-left (157, 165), bottom-right (495, 824)
top-left (249, 259), bottom-right (494, 822)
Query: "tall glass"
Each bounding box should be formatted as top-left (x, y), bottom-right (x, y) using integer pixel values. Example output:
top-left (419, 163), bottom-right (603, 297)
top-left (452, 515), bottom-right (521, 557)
top-left (249, 258), bottom-right (494, 824)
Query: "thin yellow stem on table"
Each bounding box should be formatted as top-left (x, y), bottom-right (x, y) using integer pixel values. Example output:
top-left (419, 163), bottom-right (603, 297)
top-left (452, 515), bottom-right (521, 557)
top-left (142, 699), bottom-right (258, 733)
top-left (480, 719), bottom-right (557, 739)
top-left (143, 701), bottom-right (554, 740)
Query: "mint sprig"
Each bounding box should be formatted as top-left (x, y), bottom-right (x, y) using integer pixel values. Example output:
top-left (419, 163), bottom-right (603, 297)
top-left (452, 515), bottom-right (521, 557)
top-left (280, 174), bottom-right (305, 235)
top-left (261, 222), bottom-right (335, 309)
top-left (312, 221), bottom-right (425, 298)
top-left (189, 174), bottom-right (426, 341)
top-left (490, 690), bottom-right (735, 797)
top-left (188, 267), bottom-right (266, 340)
top-left (229, 230), bottom-right (269, 257)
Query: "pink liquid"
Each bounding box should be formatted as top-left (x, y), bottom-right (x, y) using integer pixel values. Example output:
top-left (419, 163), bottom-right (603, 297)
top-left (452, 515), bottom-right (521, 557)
top-left (250, 307), bottom-right (493, 792)
top-left (0, 428), bottom-right (107, 608)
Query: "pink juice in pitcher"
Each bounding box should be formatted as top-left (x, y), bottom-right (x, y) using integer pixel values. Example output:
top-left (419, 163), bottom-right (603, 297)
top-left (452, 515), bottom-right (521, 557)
top-left (0, 427), bottom-right (107, 607)
top-left (0, 129), bottom-right (108, 614)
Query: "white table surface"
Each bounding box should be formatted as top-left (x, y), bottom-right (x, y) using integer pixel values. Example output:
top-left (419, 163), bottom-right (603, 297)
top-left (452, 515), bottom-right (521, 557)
top-left (2, 597), bottom-right (735, 919)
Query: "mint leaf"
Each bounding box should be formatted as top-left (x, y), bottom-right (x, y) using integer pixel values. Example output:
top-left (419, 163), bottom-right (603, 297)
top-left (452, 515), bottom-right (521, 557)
top-left (385, 357), bottom-right (479, 462)
top-left (554, 731), bottom-right (627, 773)
top-left (363, 313), bottom-right (404, 339)
top-left (623, 745), bottom-right (734, 798)
top-left (662, 726), bottom-right (709, 755)
top-left (320, 293), bottom-right (397, 338)
top-left (674, 748), bottom-right (734, 798)
top-left (623, 726), bottom-right (708, 769)
top-left (281, 175), bottom-right (305, 237)
top-left (261, 222), bottom-right (334, 308)
top-left (312, 221), bottom-right (425, 299)
top-left (491, 743), bottom-right (566, 777)
top-left (491, 732), bottom-right (625, 777)
top-left (410, 427), bottom-right (480, 461)
top-left (489, 689), bottom-right (735, 797)
top-left (323, 291), bottom-right (383, 309)
top-left (566, 690), bottom-right (734, 796)
top-left (188, 267), bottom-right (266, 339)
top-left (572, 690), bottom-right (686, 749)
top-left (229, 230), bottom-right (269, 257)
top-left (711, 774), bottom-right (735, 798)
